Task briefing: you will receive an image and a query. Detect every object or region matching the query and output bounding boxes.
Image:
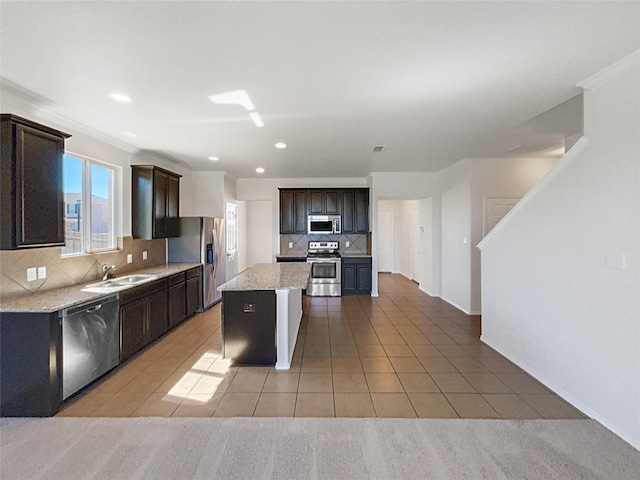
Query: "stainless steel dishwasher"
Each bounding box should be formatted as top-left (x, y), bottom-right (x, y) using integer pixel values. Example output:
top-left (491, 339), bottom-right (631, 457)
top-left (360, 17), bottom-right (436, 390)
top-left (62, 294), bottom-right (120, 399)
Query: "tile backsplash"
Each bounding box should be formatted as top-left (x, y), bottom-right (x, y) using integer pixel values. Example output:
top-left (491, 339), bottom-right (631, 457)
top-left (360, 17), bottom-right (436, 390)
top-left (280, 233), bottom-right (369, 255)
top-left (0, 236), bottom-right (166, 299)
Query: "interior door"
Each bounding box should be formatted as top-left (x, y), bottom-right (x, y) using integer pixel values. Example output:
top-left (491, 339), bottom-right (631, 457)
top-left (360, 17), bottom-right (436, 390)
top-left (484, 196), bottom-right (522, 236)
top-left (377, 211), bottom-right (393, 272)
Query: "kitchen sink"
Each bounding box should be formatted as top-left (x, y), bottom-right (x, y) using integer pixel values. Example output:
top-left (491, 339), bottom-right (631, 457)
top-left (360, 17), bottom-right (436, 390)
top-left (83, 274), bottom-right (157, 292)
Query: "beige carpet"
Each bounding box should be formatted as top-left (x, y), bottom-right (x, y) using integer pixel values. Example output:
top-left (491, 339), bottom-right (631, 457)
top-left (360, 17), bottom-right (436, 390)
top-left (1, 418), bottom-right (638, 479)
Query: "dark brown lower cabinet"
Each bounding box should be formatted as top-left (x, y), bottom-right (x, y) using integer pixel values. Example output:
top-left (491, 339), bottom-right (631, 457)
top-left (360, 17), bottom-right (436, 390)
top-left (148, 289), bottom-right (168, 341)
top-left (119, 278), bottom-right (168, 362)
top-left (120, 298), bottom-right (147, 361)
top-left (0, 311), bottom-right (62, 416)
top-left (167, 266), bottom-right (200, 326)
top-left (185, 267), bottom-right (201, 316)
top-left (169, 283), bottom-right (187, 326)
top-left (341, 257), bottom-right (372, 295)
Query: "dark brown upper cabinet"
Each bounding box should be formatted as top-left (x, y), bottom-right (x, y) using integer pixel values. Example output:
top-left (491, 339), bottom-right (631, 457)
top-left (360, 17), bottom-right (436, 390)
top-left (132, 165), bottom-right (181, 239)
top-left (341, 188), bottom-right (369, 234)
top-left (279, 188), bottom-right (307, 234)
top-left (308, 189), bottom-right (341, 215)
top-left (0, 114), bottom-right (71, 250)
top-left (279, 188), bottom-right (369, 235)
top-left (354, 188), bottom-right (370, 234)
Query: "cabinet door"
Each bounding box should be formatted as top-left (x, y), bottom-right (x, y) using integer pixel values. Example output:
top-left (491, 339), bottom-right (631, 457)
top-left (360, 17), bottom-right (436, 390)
top-left (341, 190), bottom-right (355, 233)
top-left (186, 276), bottom-right (200, 317)
top-left (356, 264), bottom-right (372, 293)
top-left (148, 289), bottom-right (168, 342)
top-left (279, 190), bottom-right (294, 234)
top-left (153, 169), bottom-right (168, 238)
top-left (308, 191), bottom-right (323, 214)
top-left (355, 189), bottom-right (369, 234)
top-left (165, 174), bottom-right (180, 238)
top-left (168, 283), bottom-right (186, 327)
top-left (324, 190), bottom-right (340, 214)
top-left (293, 190), bottom-right (307, 233)
top-left (341, 264), bottom-right (357, 295)
top-left (15, 124), bottom-right (65, 247)
top-left (120, 299), bottom-right (147, 361)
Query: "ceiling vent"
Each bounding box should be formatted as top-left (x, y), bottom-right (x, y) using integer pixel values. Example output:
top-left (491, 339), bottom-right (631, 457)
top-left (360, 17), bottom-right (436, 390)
top-left (372, 145), bottom-right (385, 153)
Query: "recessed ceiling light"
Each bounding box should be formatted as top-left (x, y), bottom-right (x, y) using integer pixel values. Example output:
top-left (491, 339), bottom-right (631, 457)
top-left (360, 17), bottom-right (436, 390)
top-left (109, 92), bottom-right (133, 103)
top-left (209, 89), bottom-right (255, 111)
top-left (256, 167), bottom-right (265, 174)
top-left (249, 112), bottom-right (264, 127)
top-left (208, 156), bottom-right (220, 161)
top-left (275, 142), bottom-right (287, 149)
top-left (121, 131), bottom-right (137, 138)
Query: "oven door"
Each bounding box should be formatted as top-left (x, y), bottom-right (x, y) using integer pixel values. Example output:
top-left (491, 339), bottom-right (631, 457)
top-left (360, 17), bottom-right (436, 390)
top-left (307, 258), bottom-right (341, 284)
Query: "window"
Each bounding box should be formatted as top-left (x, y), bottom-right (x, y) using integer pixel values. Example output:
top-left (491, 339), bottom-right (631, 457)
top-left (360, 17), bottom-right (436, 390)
top-left (226, 203), bottom-right (237, 259)
top-left (62, 154), bottom-right (118, 255)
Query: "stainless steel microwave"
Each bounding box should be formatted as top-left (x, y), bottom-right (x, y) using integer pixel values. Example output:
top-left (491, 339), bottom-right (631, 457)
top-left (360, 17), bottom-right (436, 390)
top-left (308, 215), bottom-right (341, 234)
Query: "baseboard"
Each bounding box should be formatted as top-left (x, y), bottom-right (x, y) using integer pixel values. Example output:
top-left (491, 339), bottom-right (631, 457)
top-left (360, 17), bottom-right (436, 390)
top-left (418, 284), bottom-right (439, 298)
top-left (439, 295), bottom-right (472, 315)
top-left (480, 334), bottom-right (639, 451)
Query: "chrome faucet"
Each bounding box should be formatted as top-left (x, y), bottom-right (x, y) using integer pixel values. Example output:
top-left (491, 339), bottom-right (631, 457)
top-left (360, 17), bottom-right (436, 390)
top-left (101, 264), bottom-right (117, 281)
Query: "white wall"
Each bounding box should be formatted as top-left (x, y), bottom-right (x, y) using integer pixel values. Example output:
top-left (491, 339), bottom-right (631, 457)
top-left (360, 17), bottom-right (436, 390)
top-left (419, 197), bottom-right (436, 295)
top-left (245, 201), bottom-right (273, 266)
top-left (478, 53), bottom-right (640, 449)
top-left (469, 157), bottom-right (559, 312)
top-left (439, 160), bottom-right (472, 313)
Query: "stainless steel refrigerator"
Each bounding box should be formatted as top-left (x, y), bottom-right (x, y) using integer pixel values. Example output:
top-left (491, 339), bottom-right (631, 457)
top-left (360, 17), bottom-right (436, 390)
top-left (168, 216), bottom-right (225, 310)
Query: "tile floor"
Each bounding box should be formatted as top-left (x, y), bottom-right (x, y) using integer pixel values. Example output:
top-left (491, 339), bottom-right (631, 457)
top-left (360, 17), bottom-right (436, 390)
top-left (58, 274), bottom-right (585, 420)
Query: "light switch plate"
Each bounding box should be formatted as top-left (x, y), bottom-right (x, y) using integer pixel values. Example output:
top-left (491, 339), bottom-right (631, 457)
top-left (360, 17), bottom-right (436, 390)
top-left (142, 251), bottom-right (148, 260)
top-left (288, 242), bottom-right (293, 248)
top-left (346, 241), bottom-right (350, 247)
top-left (27, 267), bottom-right (37, 282)
top-left (37, 266), bottom-right (47, 279)
top-left (127, 254), bottom-right (133, 263)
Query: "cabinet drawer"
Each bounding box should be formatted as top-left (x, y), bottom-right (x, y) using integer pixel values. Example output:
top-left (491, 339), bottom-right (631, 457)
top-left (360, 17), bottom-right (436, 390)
top-left (120, 278), bottom-right (167, 305)
top-left (168, 272), bottom-right (185, 287)
top-left (186, 266), bottom-right (200, 280)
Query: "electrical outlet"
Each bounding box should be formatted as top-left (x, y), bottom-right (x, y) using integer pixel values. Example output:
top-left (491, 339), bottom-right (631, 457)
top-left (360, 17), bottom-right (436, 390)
top-left (26, 267), bottom-right (37, 282)
top-left (127, 254), bottom-right (133, 263)
top-left (37, 266), bottom-right (47, 279)
top-left (346, 241), bottom-right (350, 247)
top-left (288, 242), bottom-right (293, 248)
top-left (463, 237), bottom-right (469, 244)
top-left (142, 251), bottom-right (148, 260)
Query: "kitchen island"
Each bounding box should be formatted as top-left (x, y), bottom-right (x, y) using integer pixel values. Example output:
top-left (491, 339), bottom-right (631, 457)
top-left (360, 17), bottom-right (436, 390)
top-left (218, 262), bottom-right (310, 370)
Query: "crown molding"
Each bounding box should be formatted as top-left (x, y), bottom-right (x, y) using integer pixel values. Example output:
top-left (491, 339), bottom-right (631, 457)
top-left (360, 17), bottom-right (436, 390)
top-left (578, 50), bottom-right (640, 90)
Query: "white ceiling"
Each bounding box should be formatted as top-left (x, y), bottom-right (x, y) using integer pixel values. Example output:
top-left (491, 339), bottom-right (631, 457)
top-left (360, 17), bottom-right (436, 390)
top-left (1, 1), bottom-right (638, 178)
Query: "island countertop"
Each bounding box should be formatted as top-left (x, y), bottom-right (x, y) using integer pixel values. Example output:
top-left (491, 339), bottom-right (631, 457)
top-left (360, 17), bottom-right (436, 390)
top-left (218, 263), bottom-right (310, 291)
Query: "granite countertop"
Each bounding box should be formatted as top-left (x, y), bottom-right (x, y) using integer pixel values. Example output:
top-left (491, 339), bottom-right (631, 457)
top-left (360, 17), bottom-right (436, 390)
top-left (0, 263), bottom-right (200, 313)
top-left (341, 254), bottom-right (372, 258)
top-left (275, 253), bottom-right (307, 258)
top-left (218, 263), bottom-right (311, 291)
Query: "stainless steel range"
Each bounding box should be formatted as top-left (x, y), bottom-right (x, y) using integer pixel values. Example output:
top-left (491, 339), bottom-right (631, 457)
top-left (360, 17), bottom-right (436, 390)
top-left (306, 241), bottom-right (341, 296)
